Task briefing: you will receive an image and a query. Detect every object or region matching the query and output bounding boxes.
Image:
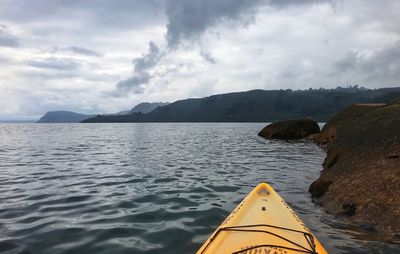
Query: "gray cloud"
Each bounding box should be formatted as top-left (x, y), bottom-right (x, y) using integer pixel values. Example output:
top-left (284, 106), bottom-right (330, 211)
top-left (0, 25), bottom-right (19, 47)
top-left (113, 0), bottom-right (264, 95)
top-left (115, 72), bottom-right (150, 94)
top-left (112, 41), bottom-right (163, 95)
top-left (0, 0), bottom-right (163, 30)
top-left (165, 0), bottom-right (330, 47)
top-left (133, 41), bottom-right (163, 72)
top-left (334, 41), bottom-right (400, 83)
top-left (165, 0), bottom-right (264, 48)
top-left (50, 46), bottom-right (101, 57)
top-left (200, 49), bottom-right (217, 64)
top-left (0, 55), bottom-right (11, 63)
top-left (64, 46), bottom-right (101, 57)
top-left (114, 0), bottom-right (333, 95)
top-left (362, 42), bottom-right (400, 81)
top-left (1, 0), bottom-right (399, 118)
top-left (268, 0), bottom-right (331, 8)
top-left (26, 57), bottom-right (81, 71)
top-left (334, 51), bottom-right (360, 73)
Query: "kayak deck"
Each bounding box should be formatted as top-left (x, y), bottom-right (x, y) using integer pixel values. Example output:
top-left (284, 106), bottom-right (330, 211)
top-left (196, 183), bottom-right (328, 254)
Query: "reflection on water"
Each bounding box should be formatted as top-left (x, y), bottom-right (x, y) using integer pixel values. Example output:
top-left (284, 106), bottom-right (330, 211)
top-left (0, 123), bottom-right (398, 254)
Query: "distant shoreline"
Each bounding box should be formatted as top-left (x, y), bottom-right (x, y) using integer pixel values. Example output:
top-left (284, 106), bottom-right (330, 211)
top-left (0, 120), bottom-right (36, 123)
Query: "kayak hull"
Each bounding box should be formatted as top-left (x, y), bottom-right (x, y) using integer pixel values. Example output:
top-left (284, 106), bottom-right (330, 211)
top-left (196, 183), bottom-right (328, 254)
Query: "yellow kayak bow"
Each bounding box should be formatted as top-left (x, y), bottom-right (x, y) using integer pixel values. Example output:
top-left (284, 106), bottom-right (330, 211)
top-left (197, 183), bottom-right (328, 254)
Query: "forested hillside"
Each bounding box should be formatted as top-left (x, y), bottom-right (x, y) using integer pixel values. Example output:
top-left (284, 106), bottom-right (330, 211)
top-left (82, 87), bottom-right (400, 123)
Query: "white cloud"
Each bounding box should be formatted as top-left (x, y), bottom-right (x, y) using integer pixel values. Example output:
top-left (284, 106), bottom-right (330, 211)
top-left (0, 0), bottom-right (399, 119)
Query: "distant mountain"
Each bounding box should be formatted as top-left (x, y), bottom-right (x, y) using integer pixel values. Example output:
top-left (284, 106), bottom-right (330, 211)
top-left (82, 87), bottom-right (400, 123)
top-left (0, 120), bottom-right (36, 123)
top-left (105, 110), bottom-right (130, 116)
top-left (129, 102), bottom-right (170, 114)
top-left (36, 103), bottom-right (169, 123)
top-left (37, 111), bottom-right (94, 123)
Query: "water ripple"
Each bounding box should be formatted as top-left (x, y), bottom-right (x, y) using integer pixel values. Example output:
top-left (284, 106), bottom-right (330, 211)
top-left (0, 123), bottom-right (398, 254)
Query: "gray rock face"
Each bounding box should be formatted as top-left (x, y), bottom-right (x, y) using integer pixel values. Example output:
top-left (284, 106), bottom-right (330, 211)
top-left (258, 118), bottom-right (320, 139)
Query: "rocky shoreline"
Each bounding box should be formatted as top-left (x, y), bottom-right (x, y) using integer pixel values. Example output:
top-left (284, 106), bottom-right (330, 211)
top-left (310, 103), bottom-right (400, 241)
top-left (259, 103), bottom-right (400, 241)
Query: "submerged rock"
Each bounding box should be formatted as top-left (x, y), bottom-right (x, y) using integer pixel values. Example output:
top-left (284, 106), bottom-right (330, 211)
top-left (309, 102), bottom-right (400, 240)
top-left (258, 118), bottom-right (320, 140)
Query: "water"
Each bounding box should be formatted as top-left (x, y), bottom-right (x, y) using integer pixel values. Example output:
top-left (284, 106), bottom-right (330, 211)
top-left (0, 123), bottom-right (398, 254)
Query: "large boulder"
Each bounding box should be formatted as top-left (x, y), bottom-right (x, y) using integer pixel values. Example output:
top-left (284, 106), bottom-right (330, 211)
top-left (314, 104), bottom-right (385, 146)
top-left (258, 118), bottom-right (320, 140)
top-left (309, 103), bottom-right (400, 240)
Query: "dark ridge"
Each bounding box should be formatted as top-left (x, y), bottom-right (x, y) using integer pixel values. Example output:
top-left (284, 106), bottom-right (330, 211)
top-left (82, 87), bottom-right (400, 123)
top-left (37, 111), bottom-right (94, 123)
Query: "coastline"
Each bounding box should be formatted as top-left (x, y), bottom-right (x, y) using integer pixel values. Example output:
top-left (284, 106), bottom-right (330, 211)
top-left (310, 103), bottom-right (400, 241)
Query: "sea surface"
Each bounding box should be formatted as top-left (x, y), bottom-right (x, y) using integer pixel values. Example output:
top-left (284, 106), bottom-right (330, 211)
top-left (0, 123), bottom-right (399, 254)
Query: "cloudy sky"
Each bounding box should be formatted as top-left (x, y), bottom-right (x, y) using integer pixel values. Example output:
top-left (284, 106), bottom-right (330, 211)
top-left (0, 0), bottom-right (399, 119)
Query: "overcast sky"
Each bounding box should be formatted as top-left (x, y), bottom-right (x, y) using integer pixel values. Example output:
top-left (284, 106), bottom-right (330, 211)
top-left (0, 0), bottom-right (399, 119)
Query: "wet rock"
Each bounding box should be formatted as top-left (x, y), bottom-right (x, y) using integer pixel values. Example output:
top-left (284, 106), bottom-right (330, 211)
top-left (258, 118), bottom-right (320, 140)
top-left (341, 203), bottom-right (357, 216)
top-left (306, 133), bottom-right (319, 140)
top-left (359, 223), bottom-right (377, 233)
top-left (309, 180), bottom-right (333, 198)
top-left (323, 153), bottom-right (339, 168)
top-left (387, 154), bottom-right (399, 159)
top-left (310, 103), bottom-right (400, 240)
